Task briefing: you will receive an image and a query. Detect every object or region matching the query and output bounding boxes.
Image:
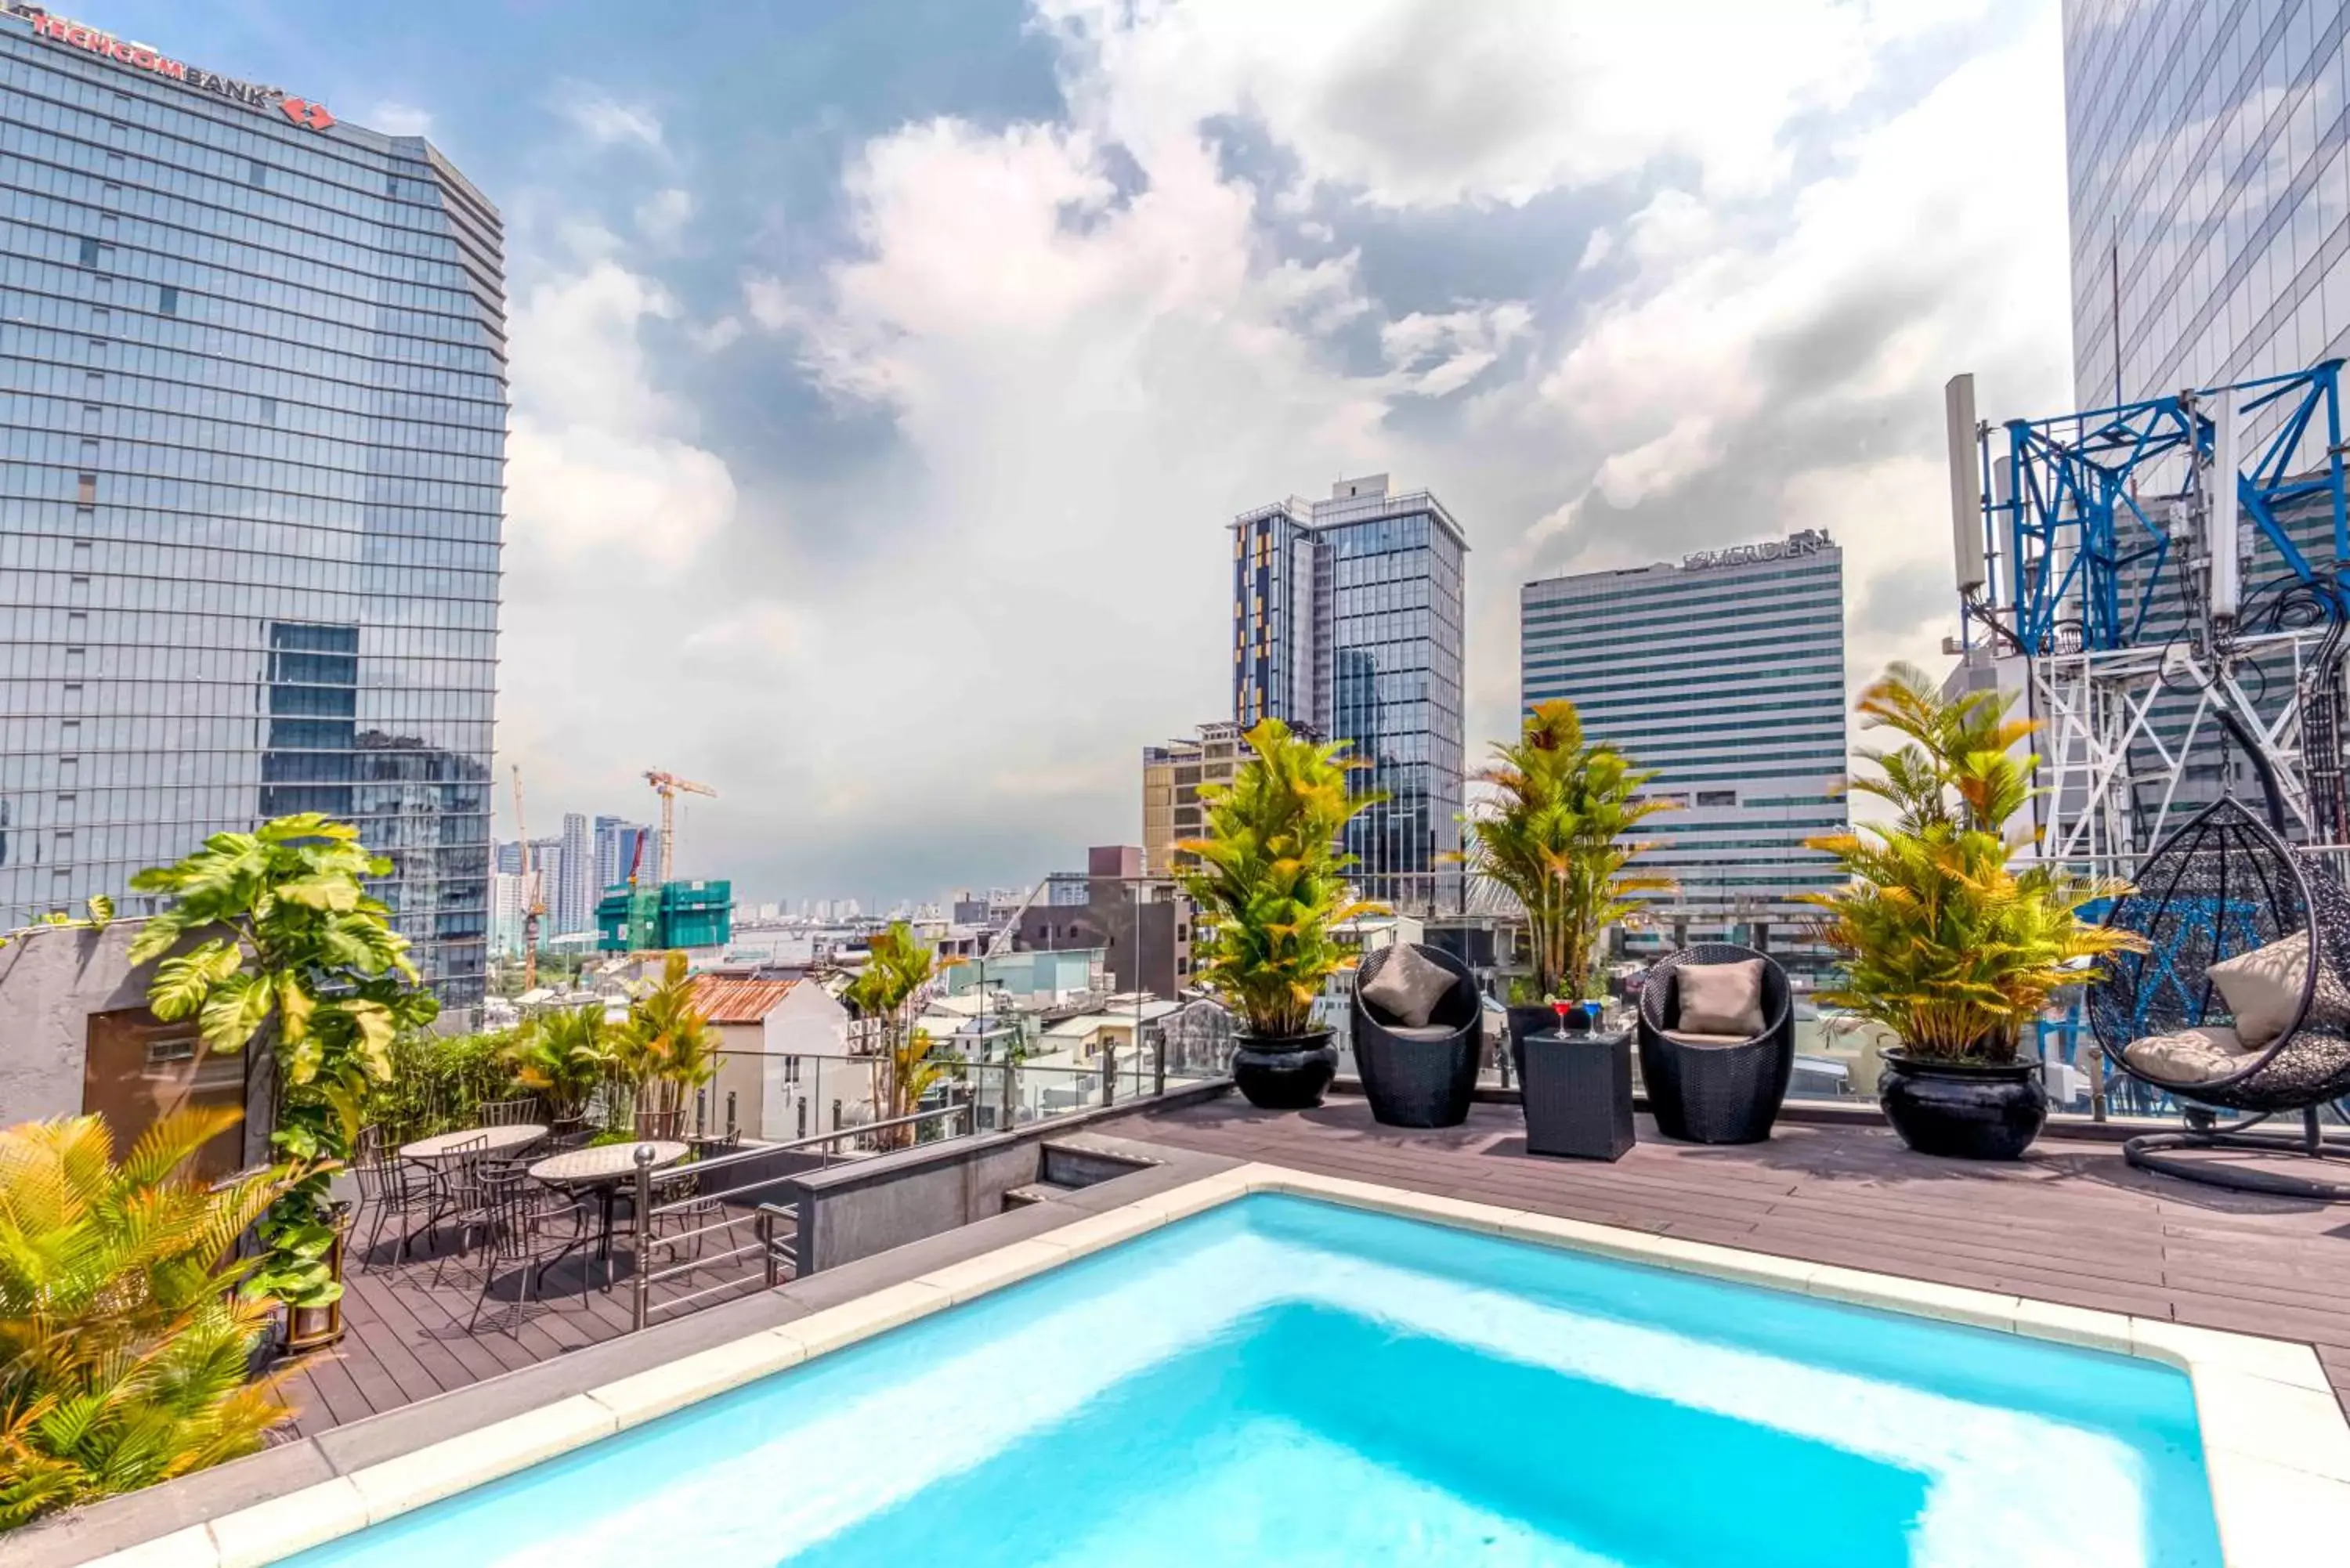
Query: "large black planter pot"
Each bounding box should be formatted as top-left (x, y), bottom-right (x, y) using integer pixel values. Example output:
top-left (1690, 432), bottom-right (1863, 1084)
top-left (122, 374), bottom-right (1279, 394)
top-left (1878, 1050), bottom-right (2047, 1161)
top-left (1233, 1030), bottom-right (1338, 1111)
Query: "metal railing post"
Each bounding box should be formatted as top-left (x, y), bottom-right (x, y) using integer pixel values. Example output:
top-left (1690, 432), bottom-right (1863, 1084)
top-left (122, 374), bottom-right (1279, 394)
top-left (630, 1144), bottom-right (654, 1332)
top-left (1153, 1031), bottom-right (1166, 1097)
top-left (1101, 1045), bottom-right (1115, 1107)
top-left (758, 1206), bottom-right (777, 1288)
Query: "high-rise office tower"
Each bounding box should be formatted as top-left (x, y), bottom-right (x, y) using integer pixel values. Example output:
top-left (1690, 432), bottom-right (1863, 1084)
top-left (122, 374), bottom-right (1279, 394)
top-left (1231, 476), bottom-right (1466, 912)
top-left (556, 811), bottom-right (591, 935)
top-left (593, 815), bottom-right (650, 894)
top-left (2068, 2), bottom-right (2350, 411)
top-left (1520, 530), bottom-right (1847, 965)
top-left (0, 11), bottom-right (504, 1003)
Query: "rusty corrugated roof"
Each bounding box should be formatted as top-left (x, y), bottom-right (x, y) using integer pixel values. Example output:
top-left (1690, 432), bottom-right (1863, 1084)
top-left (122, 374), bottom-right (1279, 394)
top-left (688, 974), bottom-right (799, 1024)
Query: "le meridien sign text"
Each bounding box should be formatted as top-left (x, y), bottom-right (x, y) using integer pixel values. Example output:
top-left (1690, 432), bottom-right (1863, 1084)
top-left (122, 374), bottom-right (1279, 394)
top-left (4, 5), bottom-right (334, 130)
top-left (1681, 529), bottom-right (1831, 573)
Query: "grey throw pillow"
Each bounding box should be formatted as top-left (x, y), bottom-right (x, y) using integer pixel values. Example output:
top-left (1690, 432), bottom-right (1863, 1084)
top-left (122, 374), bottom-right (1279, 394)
top-left (1676, 959), bottom-right (1766, 1037)
top-left (1360, 943), bottom-right (1454, 1028)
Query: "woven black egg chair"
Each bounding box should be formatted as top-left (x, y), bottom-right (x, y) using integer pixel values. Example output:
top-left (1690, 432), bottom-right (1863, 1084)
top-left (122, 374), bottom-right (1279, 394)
top-left (2088, 794), bottom-right (2350, 1198)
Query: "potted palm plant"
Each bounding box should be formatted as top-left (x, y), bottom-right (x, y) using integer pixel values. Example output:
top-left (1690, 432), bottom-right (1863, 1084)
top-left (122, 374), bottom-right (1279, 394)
top-left (1179, 719), bottom-right (1383, 1110)
top-left (132, 813), bottom-right (438, 1351)
top-left (1802, 666), bottom-right (2142, 1159)
top-left (1461, 701), bottom-right (1673, 1073)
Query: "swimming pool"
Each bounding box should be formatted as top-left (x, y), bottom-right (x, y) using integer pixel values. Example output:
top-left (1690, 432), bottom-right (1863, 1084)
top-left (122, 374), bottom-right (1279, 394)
top-left (275, 1188), bottom-right (2225, 1567)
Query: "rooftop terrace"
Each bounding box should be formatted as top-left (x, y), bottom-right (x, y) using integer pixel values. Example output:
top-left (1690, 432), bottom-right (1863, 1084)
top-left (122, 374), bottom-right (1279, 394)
top-left (256, 1087), bottom-right (2350, 1438)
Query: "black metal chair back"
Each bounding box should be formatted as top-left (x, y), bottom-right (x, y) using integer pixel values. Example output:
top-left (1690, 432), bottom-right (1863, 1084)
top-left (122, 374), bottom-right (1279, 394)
top-left (477, 1097), bottom-right (539, 1128)
top-left (438, 1133), bottom-right (492, 1216)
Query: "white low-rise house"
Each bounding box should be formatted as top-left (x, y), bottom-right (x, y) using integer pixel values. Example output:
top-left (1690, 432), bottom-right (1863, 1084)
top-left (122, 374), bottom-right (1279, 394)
top-left (690, 974), bottom-right (852, 1142)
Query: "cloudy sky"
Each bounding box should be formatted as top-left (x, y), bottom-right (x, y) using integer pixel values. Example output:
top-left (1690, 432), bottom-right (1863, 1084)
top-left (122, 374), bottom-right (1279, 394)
top-left (100, 0), bottom-right (2073, 904)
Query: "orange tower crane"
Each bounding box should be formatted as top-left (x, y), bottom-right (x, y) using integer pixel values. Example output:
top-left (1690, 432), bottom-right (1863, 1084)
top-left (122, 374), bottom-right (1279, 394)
top-left (642, 770), bottom-right (717, 887)
top-left (512, 764), bottom-right (546, 990)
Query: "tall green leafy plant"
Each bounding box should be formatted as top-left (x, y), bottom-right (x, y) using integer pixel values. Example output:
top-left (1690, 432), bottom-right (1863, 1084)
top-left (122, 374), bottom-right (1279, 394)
top-left (606, 952), bottom-right (717, 1125)
top-left (1178, 719), bottom-right (1384, 1039)
top-left (128, 815), bottom-right (438, 1306)
top-left (502, 1006), bottom-right (606, 1124)
top-left (0, 1110), bottom-right (297, 1530)
top-left (1462, 701), bottom-right (1676, 1002)
top-left (844, 922), bottom-right (949, 1147)
top-left (1802, 664), bottom-right (2143, 1063)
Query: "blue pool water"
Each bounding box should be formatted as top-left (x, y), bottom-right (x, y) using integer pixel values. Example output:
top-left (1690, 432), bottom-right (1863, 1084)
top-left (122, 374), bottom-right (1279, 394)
top-left (284, 1194), bottom-right (2222, 1566)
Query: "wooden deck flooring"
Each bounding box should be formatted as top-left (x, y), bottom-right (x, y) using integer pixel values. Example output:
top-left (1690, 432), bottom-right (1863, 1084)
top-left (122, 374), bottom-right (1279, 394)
top-left (279, 1094), bottom-right (2350, 1436)
top-left (276, 1211), bottom-right (774, 1437)
top-left (1104, 1096), bottom-right (2350, 1416)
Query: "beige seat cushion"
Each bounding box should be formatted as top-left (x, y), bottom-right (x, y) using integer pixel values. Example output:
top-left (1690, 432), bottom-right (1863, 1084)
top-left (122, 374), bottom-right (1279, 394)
top-left (1359, 943), bottom-right (1454, 1028)
top-left (1378, 1024), bottom-right (1460, 1043)
top-left (2123, 1025), bottom-right (2251, 1083)
top-left (1676, 959), bottom-right (1766, 1037)
top-left (1663, 1029), bottom-right (1752, 1047)
top-left (2206, 931), bottom-right (2350, 1049)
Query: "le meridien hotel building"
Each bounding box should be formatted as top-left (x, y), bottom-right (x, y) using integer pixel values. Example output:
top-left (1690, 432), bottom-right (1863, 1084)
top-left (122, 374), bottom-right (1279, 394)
top-left (1520, 531), bottom-right (1847, 966)
top-left (1232, 476), bottom-right (1467, 912)
top-left (0, 9), bottom-right (504, 1003)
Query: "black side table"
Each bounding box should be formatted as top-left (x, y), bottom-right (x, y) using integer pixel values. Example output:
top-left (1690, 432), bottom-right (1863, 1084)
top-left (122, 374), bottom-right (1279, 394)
top-left (1521, 1029), bottom-right (1636, 1161)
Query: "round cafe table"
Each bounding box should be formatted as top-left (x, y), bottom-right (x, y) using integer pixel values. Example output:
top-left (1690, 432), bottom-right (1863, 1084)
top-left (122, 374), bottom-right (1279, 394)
top-left (399, 1124), bottom-right (548, 1164)
top-left (527, 1140), bottom-right (689, 1264)
top-left (395, 1124), bottom-right (548, 1252)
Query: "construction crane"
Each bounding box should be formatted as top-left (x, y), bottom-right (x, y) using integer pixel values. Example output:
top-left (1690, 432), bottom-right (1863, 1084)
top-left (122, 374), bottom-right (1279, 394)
top-left (511, 764), bottom-right (545, 991)
top-left (642, 770), bottom-right (717, 887)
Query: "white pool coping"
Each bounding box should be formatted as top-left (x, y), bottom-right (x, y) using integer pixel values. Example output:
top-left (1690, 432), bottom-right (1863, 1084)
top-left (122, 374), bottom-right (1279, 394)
top-left (92, 1162), bottom-right (2350, 1567)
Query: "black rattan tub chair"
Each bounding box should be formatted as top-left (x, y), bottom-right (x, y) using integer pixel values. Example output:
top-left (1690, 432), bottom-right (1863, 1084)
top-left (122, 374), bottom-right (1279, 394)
top-left (2089, 795), bottom-right (2350, 1198)
top-left (1636, 944), bottom-right (1795, 1144)
top-left (1352, 943), bottom-right (1483, 1129)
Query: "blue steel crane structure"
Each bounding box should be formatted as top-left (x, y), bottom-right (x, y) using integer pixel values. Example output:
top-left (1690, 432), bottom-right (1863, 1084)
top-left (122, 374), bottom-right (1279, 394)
top-left (1954, 363), bottom-right (2350, 868)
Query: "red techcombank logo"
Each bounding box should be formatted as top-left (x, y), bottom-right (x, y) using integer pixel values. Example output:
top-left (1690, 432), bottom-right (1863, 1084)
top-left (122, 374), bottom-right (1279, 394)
top-left (278, 97), bottom-right (333, 131)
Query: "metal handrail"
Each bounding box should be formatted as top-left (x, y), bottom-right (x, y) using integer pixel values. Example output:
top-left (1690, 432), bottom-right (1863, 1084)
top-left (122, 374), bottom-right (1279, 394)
top-left (627, 1103), bottom-right (971, 1329)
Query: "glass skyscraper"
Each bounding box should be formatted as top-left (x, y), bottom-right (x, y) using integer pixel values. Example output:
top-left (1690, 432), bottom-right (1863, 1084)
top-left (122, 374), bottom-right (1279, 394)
top-left (1231, 476), bottom-right (1466, 912)
top-left (0, 8), bottom-right (504, 1003)
top-left (1520, 532), bottom-right (1846, 967)
top-left (2068, 0), bottom-right (2350, 417)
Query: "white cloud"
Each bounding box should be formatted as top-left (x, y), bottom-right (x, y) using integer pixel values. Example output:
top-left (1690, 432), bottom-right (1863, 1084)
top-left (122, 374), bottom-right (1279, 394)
top-left (635, 187), bottom-right (693, 246)
top-left (1033, 0), bottom-right (1994, 208)
top-left (495, 0), bottom-right (2073, 898)
top-left (1380, 303), bottom-right (1534, 398)
top-left (554, 85), bottom-right (664, 149)
top-left (363, 100), bottom-right (433, 137)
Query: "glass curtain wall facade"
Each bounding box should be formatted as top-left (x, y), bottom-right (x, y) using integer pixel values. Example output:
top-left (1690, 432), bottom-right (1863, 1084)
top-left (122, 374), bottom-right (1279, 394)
top-left (0, 11), bottom-right (504, 1003)
top-left (1231, 477), bottom-right (1466, 912)
top-left (1520, 532), bottom-right (1846, 968)
top-left (2068, 0), bottom-right (2350, 443)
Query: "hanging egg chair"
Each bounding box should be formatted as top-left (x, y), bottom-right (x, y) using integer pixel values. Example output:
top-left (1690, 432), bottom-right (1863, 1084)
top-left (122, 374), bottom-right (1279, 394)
top-left (2088, 795), bottom-right (2350, 1198)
